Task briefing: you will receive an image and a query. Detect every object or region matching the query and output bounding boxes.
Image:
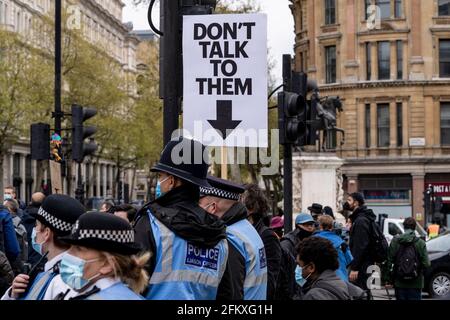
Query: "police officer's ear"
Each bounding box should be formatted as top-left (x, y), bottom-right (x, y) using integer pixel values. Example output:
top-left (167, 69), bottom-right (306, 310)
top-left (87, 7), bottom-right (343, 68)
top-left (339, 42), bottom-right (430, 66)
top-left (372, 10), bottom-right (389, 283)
top-left (99, 257), bottom-right (115, 276)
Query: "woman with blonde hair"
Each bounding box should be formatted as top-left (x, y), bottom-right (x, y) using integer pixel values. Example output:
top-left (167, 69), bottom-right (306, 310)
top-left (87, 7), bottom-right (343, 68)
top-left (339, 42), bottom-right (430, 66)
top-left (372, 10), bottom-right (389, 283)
top-left (44, 212), bottom-right (149, 300)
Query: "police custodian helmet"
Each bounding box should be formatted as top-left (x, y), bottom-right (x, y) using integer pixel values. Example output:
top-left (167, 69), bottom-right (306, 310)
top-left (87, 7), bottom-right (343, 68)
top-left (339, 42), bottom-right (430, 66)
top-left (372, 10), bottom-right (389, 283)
top-left (151, 136), bottom-right (211, 188)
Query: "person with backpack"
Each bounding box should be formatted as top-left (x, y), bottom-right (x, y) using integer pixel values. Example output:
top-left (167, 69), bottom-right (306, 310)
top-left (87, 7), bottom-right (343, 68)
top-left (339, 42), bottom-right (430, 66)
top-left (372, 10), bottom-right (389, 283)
top-left (347, 192), bottom-right (388, 298)
top-left (384, 217), bottom-right (430, 300)
top-left (3, 199), bottom-right (28, 275)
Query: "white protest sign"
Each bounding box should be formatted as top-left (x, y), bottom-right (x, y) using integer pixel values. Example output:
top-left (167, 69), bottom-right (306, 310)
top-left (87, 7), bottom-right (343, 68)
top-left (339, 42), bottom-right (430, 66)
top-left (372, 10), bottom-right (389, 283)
top-left (183, 13), bottom-right (268, 148)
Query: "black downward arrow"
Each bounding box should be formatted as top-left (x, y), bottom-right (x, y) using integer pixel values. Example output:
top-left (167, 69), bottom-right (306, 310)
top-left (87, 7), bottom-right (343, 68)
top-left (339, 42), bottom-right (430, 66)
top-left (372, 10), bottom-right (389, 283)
top-left (208, 100), bottom-right (242, 139)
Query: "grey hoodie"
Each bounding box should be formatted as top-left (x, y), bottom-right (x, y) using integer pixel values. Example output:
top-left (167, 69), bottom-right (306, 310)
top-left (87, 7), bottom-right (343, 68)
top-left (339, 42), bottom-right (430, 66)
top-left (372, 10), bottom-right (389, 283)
top-left (302, 270), bottom-right (351, 300)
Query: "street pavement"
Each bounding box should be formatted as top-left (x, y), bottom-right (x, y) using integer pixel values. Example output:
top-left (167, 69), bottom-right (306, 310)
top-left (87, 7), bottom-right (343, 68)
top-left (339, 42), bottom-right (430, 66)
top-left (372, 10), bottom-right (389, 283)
top-left (371, 288), bottom-right (450, 300)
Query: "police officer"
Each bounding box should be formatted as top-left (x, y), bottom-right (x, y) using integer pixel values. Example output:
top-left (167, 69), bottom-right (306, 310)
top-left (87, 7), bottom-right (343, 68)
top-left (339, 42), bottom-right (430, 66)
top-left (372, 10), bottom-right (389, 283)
top-left (199, 176), bottom-right (268, 300)
top-left (46, 212), bottom-right (148, 300)
top-left (1, 194), bottom-right (85, 300)
top-left (133, 137), bottom-right (230, 300)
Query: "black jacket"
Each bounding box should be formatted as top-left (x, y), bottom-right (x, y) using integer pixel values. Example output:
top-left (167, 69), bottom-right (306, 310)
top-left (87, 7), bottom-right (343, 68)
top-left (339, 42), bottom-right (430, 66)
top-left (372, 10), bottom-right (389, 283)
top-left (252, 218), bottom-right (281, 300)
top-left (277, 227), bottom-right (314, 300)
top-left (23, 205), bottom-right (42, 266)
top-left (133, 184), bottom-right (232, 298)
top-left (349, 206), bottom-right (377, 272)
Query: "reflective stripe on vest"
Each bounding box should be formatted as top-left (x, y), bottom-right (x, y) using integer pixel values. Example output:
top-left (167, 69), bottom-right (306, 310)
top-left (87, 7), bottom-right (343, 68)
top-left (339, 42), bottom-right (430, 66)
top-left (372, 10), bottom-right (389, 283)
top-left (87, 283), bottom-right (144, 300)
top-left (147, 210), bottom-right (229, 300)
top-left (23, 270), bottom-right (56, 300)
top-left (226, 219), bottom-right (268, 300)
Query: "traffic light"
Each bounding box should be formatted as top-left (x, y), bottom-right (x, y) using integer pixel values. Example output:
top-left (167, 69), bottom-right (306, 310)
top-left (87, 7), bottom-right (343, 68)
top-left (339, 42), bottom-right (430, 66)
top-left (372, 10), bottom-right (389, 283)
top-left (278, 91), bottom-right (308, 145)
top-left (30, 123), bottom-right (50, 160)
top-left (71, 104), bottom-right (98, 163)
top-left (181, 0), bottom-right (217, 15)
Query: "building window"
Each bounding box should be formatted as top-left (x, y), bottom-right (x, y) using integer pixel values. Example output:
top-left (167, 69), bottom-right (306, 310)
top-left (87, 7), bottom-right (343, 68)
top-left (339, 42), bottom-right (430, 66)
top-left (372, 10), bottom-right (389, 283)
top-left (377, 104), bottom-right (390, 147)
top-left (376, 0), bottom-right (391, 19)
top-left (439, 0), bottom-right (450, 16)
top-left (441, 102), bottom-right (450, 145)
top-left (394, 0), bottom-right (402, 18)
top-left (397, 102), bottom-right (403, 146)
top-left (378, 41), bottom-right (391, 80)
top-left (325, 45), bottom-right (336, 83)
top-left (396, 40), bottom-right (403, 79)
top-left (365, 104), bottom-right (371, 148)
top-left (366, 42), bottom-right (372, 80)
top-left (440, 40), bottom-right (450, 78)
top-left (325, 0), bottom-right (336, 25)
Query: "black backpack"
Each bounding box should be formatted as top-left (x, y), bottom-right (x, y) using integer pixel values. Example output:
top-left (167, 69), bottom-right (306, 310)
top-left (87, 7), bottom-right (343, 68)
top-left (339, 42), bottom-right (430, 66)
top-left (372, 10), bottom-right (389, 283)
top-left (369, 220), bottom-right (388, 263)
top-left (394, 238), bottom-right (420, 280)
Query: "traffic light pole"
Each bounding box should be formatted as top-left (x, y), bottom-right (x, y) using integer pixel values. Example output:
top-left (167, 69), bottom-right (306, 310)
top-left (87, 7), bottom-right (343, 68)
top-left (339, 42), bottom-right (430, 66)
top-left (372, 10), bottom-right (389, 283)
top-left (282, 54), bottom-right (293, 233)
top-left (161, 0), bottom-right (182, 145)
top-left (54, 0), bottom-right (62, 135)
top-left (75, 163), bottom-right (84, 204)
top-left (283, 145), bottom-right (293, 233)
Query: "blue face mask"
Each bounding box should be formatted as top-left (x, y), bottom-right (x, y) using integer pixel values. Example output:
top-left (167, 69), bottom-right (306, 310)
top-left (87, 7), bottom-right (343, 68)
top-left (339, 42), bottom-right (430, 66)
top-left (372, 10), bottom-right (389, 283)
top-left (31, 228), bottom-right (44, 256)
top-left (155, 176), bottom-right (170, 199)
top-left (60, 253), bottom-right (101, 291)
top-left (296, 264), bottom-right (313, 287)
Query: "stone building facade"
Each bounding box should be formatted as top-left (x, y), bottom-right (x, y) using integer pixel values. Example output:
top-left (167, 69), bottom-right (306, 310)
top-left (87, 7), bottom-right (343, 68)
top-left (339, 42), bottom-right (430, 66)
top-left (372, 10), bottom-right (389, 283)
top-left (290, 0), bottom-right (450, 225)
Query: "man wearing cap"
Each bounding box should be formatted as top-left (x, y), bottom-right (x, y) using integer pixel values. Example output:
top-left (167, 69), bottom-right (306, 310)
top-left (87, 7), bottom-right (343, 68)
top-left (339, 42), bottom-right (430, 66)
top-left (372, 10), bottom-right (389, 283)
top-left (278, 213), bottom-right (316, 299)
top-left (133, 137), bottom-right (230, 300)
top-left (199, 176), bottom-right (268, 300)
top-left (1, 194), bottom-right (85, 300)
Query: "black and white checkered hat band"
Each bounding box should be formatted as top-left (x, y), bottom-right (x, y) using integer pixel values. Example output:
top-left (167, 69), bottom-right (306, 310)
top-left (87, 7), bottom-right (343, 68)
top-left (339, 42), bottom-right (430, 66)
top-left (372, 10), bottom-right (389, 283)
top-left (199, 186), bottom-right (240, 201)
top-left (38, 207), bottom-right (73, 232)
top-left (78, 229), bottom-right (134, 243)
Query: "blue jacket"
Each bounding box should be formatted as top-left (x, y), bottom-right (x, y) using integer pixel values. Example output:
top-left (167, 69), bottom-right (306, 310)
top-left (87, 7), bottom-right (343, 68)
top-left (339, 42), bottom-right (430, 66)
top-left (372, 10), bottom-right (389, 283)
top-left (0, 207), bottom-right (20, 261)
top-left (314, 230), bottom-right (353, 282)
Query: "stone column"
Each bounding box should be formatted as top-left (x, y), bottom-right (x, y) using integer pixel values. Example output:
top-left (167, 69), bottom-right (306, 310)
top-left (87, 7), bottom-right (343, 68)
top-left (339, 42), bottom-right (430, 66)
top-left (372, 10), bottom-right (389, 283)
top-left (308, 0), bottom-right (316, 73)
top-left (390, 41), bottom-right (397, 80)
top-left (20, 154), bottom-right (26, 200)
top-left (389, 101), bottom-right (398, 155)
top-left (371, 42), bottom-right (378, 80)
top-left (370, 102), bottom-right (377, 156)
top-left (357, 102), bottom-right (366, 156)
top-left (409, 0), bottom-right (424, 80)
top-left (402, 99), bottom-right (410, 156)
top-left (96, 163), bottom-right (101, 197)
top-left (412, 173), bottom-right (425, 226)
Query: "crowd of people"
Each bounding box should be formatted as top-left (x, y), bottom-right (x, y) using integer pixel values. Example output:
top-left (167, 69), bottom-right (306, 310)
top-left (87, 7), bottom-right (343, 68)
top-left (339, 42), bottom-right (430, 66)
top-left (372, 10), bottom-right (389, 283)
top-left (0, 137), bottom-right (433, 300)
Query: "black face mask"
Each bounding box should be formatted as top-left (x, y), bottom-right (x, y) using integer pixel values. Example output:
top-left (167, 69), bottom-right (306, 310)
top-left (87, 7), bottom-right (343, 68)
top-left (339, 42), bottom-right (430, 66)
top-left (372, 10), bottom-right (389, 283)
top-left (343, 201), bottom-right (351, 211)
top-left (298, 227), bottom-right (314, 240)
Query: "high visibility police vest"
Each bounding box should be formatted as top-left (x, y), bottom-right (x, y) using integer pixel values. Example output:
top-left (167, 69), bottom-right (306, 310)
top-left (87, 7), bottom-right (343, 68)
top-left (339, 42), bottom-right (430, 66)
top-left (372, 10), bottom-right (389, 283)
top-left (22, 270), bottom-right (57, 300)
top-left (226, 219), bottom-right (268, 300)
top-left (146, 210), bottom-right (229, 300)
top-left (87, 283), bottom-right (144, 300)
top-left (429, 224), bottom-right (440, 239)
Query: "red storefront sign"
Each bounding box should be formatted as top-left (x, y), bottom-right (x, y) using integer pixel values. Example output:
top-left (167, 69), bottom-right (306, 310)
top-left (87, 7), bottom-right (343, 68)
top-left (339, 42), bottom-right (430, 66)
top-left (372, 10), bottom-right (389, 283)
top-left (425, 182), bottom-right (450, 203)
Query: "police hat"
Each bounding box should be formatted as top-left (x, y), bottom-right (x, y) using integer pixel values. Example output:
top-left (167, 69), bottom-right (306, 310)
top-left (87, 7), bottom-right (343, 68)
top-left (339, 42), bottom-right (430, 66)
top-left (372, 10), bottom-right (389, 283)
top-left (151, 137), bottom-right (211, 188)
top-left (31, 194), bottom-right (85, 236)
top-left (60, 212), bottom-right (141, 256)
top-left (199, 176), bottom-right (245, 201)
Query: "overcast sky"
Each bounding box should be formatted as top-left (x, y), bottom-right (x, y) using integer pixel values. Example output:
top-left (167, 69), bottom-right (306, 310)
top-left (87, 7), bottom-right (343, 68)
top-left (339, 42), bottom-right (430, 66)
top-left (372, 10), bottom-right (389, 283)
top-left (122, 0), bottom-right (294, 84)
